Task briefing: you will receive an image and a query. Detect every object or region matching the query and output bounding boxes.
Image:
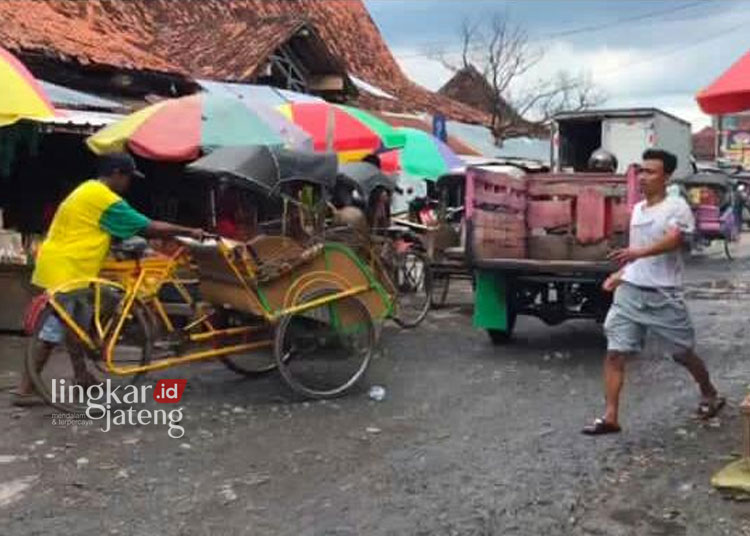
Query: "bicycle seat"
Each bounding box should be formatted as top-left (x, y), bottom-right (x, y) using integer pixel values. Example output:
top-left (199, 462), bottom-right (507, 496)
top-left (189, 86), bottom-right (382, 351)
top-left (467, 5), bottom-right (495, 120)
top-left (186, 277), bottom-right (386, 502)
top-left (111, 237), bottom-right (149, 260)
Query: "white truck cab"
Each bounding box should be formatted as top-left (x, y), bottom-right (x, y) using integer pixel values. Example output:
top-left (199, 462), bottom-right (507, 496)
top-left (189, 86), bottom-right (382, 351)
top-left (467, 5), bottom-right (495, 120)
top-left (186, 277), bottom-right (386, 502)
top-left (552, 108), bottom-right (692, 178)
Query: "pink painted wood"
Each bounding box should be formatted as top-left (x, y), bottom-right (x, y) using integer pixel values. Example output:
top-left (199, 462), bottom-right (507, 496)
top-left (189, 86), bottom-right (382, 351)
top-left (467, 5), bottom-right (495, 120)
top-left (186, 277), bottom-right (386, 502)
top-left (611, 201), bottom-right (631, 232)
top-left (527, 200), bottom-right (573, 229)
top-left (576, 188), bottom-right (606, 244)
top-left (466, 168), bottom-right (527, 213)
top-left (465, 168), bottom-right (477, 219)
top-left (625, 164), bottom-right (641, 212)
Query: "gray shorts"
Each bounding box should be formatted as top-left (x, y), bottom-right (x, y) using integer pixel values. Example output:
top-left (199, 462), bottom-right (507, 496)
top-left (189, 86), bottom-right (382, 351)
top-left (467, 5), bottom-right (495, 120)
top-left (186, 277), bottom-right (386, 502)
top-left (604, 282), bottom-right (694, 355)
top-left (38, 291), bottom-right (92, 344)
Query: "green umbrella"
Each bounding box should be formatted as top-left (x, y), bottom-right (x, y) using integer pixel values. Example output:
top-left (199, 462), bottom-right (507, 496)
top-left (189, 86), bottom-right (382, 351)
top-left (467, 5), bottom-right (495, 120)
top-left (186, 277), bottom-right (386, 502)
top-left (381, 127), bottom-right (464, 179)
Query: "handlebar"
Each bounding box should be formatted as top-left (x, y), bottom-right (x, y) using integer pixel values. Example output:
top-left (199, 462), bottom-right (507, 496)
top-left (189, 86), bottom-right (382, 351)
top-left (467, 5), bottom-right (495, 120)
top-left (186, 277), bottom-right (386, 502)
top-left (174, 232), bottom-right (221, 245)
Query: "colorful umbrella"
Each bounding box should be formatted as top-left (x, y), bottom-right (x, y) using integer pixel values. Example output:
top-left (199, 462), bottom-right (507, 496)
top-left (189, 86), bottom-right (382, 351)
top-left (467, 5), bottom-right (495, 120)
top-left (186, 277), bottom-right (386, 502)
top-left (277, 102), bottom-right (405, 161)
top-left (380, 127), bottom-right (464, 179)
top-left (697, 50), bottom-right (750, 115)
top-left (87, 93), bottom-right (308, 162)
top-left (0, 46), bottom-right (56, 126)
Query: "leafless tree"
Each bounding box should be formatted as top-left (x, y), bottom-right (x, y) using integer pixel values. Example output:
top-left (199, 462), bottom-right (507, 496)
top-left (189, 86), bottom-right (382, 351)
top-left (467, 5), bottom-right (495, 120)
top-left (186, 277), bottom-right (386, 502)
top-left (434, 14), bottom-right (605, 143)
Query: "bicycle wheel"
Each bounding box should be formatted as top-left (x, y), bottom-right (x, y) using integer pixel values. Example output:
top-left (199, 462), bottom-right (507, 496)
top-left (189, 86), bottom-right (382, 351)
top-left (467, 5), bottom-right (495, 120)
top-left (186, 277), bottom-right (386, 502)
top-left (274, 288), bottom-right (374, 399)
top-left (221, 347), bottom-right (276, 376)
top-left (391, 249), bottom-right (432, 328)
top-left (430, 271), bottom-right (450, 308)
top-left (26, 290), bottom-right (152, 414)
top-left (724, 237), bottom-right (735, 260)
top-left (218, 313), bottom-right (277, 376)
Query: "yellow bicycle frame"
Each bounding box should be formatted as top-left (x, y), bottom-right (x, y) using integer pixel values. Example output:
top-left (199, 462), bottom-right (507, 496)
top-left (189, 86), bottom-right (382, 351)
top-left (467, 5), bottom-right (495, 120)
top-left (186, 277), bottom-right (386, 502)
top-left (47, 241), bottom-right (375, 377)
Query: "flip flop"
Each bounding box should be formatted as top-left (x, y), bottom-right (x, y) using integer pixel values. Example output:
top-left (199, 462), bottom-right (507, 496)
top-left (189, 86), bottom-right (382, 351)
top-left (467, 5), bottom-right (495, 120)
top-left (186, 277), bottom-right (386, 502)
top-left (582, 417), bottom-right (621, 436)
top-left (10, 391), bottom-right (44, 407)
top-left (697, 396), bottom-right (726, 420)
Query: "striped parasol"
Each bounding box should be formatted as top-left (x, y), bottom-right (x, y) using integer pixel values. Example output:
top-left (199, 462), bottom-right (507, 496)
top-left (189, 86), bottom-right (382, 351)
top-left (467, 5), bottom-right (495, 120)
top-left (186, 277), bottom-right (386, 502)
top-left (0, 46), bottom-right (56, 126)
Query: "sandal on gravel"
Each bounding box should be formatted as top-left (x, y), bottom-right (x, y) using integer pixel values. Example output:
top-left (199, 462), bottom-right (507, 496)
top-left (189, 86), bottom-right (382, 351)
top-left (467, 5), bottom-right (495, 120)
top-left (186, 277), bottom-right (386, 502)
top-left (582, 417), bottom-right (621, 436)
top-left (10, 391), bottom-right (44, 407)
top-left (697, 396), bottom-right (726, 420)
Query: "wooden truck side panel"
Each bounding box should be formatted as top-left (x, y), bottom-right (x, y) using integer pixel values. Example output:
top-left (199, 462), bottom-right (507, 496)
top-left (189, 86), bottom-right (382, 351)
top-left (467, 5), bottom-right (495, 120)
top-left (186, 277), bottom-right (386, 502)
top-left (466, 165), bottom-right (639, 265)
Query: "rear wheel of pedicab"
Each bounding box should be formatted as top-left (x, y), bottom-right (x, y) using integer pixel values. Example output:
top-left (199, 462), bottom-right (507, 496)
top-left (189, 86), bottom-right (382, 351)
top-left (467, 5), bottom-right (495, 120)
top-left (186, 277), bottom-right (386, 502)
top-left (274, 287), bottom-right (375, 399)
top-left (26, 285), bottom-right (152, 415)
top-left (221, 350), bottom-right (277, 376)
top-left (391, 248), bottom-right (433, 328)
top-left (218, 312), bottom-right (277, 377)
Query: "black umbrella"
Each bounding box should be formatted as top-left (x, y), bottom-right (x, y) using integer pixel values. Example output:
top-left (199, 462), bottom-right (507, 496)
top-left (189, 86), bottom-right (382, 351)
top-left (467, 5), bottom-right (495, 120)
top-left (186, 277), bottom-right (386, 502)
top-left (188, 145), bottom-right (338, 195)
top-left (336, 162), bottom-right (400, 201)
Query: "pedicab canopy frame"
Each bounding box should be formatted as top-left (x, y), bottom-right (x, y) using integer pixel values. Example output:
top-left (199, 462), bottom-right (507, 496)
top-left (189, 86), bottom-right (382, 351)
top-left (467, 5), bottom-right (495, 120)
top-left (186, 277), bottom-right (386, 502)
top-left (336, 161), bottom-right (399, 203)
top-left (187, 145), bottom-right (338, 195)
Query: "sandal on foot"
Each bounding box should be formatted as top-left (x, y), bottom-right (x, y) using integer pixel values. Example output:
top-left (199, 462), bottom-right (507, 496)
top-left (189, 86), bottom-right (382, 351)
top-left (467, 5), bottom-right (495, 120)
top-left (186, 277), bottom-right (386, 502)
top-left (10, 391), bottom-right (44, 407)
top-left (697, 396), bottom-right (726, 420)
top-left (582, 417), bottom-right (621, 436)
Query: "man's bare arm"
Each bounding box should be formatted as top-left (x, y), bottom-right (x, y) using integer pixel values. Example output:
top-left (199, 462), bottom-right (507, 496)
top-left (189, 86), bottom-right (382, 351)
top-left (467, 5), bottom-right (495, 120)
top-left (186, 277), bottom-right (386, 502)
top-left (609, 228), bottom-right (682, 265)
top-left (143, 220), bottom-right (204, 239)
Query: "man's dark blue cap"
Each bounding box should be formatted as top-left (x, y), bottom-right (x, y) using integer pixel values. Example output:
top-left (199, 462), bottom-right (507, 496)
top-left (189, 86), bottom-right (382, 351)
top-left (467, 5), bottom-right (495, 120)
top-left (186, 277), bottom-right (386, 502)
top-left (98, 153), bottom-right (145, 180)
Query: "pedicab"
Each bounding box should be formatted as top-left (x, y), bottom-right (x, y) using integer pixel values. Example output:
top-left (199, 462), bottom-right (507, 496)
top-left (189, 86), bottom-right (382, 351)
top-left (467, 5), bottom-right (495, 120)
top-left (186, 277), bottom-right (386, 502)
top-left (409, 171), bottom-right (470, 308)
top-left (406, 159), bottom-right (550, 307)
top-left (332, 162), bottom-right (432, 328)
top-left (26, 147), bottom-right (393, 413)
top-left (671, 171), bottom-right (742, 259)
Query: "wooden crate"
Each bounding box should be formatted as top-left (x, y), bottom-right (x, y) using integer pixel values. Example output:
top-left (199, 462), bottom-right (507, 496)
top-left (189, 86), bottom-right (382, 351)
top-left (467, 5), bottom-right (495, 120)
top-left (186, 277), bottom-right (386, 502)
top-left (525, 173), bottom-right (628, 261)
top-left (466, 167), bottom-right (527, 260)
top-left (466, 167), bottom-right (634, 262)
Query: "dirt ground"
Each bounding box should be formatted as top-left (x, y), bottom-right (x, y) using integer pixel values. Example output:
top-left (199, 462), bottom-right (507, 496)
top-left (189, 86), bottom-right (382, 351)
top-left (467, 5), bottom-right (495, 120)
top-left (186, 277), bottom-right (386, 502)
top-left (1, 242), bottom-right (750, 535)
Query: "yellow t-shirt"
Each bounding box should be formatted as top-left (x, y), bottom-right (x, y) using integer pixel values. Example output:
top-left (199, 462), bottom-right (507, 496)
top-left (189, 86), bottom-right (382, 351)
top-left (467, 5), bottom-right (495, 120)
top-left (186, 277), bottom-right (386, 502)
top-left (32, 180), bottom-right (150, 290)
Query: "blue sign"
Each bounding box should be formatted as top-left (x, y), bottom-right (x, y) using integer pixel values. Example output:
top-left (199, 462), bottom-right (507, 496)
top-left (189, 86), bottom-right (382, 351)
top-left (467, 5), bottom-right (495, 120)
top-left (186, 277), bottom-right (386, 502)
top-left (432, 114), bottom-right (447, 142)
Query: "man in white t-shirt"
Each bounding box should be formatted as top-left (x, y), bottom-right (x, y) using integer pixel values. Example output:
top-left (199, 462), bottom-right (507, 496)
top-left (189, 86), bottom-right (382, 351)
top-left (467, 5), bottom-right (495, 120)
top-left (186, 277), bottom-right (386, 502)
top-left (583, 149), bottom-right (724, 435)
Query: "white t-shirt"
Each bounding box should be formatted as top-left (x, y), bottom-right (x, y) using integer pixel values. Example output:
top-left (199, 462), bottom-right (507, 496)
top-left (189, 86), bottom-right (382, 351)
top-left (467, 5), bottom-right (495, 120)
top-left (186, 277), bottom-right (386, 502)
top-left (621, 196), bottom-right (695, 288)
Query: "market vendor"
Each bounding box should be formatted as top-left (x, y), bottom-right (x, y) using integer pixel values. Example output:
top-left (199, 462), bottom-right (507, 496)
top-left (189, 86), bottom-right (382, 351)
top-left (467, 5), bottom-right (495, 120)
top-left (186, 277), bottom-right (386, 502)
top-left (12, 152), bottom-right (205, 406)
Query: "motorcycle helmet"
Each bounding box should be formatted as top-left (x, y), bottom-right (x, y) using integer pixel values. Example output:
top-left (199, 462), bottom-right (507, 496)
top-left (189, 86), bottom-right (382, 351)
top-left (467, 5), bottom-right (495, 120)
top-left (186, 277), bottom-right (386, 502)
top-left (588, 148), bottom-right (618, 173)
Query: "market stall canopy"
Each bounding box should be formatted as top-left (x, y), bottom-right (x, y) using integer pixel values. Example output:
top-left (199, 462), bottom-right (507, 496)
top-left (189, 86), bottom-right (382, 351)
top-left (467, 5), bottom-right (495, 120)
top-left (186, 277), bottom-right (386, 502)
top-left (696, 50), bottom-right (750, 115)
top-left (278, 102), bottom-right (405, 162)
top-left (39, 80), bottom-right (126, 112)
top-left (87, 93), bottom-right (309, 162)
top-left (0, 46), bottom-right (56, 126)
top-left (337, 162), bottom-right (399, 200)
top-left (187, 145), bottom-right (338, 194)
top-left (380, 127), bottom-right (464, 180)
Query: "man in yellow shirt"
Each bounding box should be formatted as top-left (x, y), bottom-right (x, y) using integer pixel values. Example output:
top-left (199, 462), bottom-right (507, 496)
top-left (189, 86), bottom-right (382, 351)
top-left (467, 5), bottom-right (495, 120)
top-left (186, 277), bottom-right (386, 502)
top-left (13, 153), bottom-right (204, 405)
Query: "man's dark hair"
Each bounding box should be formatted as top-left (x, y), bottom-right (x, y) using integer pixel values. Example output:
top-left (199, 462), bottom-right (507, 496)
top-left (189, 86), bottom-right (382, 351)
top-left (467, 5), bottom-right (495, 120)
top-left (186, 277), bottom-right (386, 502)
top-left (97, 152), bottom-right (144, 179)
top-left (642, 149), bottom-right (677, 175)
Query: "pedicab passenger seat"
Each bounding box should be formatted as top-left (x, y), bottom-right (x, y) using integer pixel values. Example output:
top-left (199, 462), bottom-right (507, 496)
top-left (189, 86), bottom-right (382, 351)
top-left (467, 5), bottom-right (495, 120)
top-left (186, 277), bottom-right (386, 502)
top-left (248, 235), bottom-right (325, 284)
top-left (182, 238), bottom-right (326, 316)
top-left (180, 239), bottom-right (263, 316)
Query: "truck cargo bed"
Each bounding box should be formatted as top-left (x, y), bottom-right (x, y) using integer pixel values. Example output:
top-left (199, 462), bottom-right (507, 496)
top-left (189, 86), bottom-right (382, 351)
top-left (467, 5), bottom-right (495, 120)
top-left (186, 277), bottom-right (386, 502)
top-left (474, 257), bottom-right (615, 274)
